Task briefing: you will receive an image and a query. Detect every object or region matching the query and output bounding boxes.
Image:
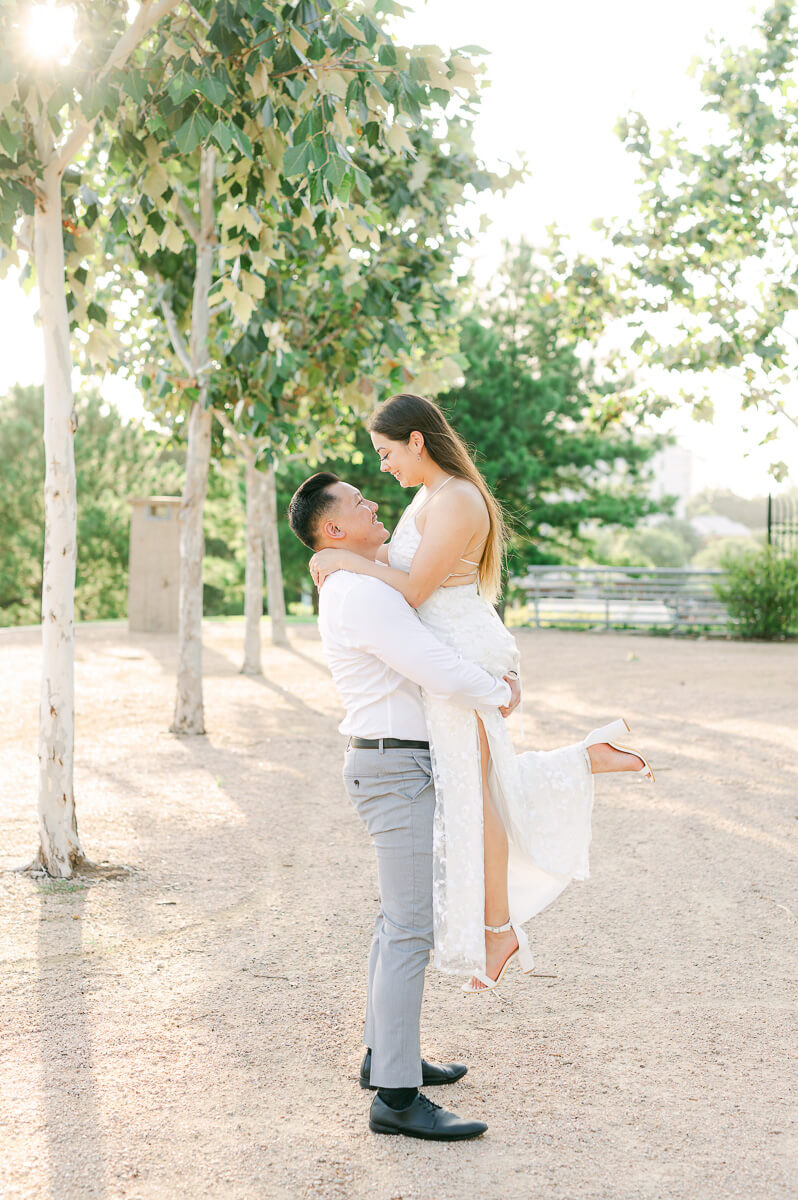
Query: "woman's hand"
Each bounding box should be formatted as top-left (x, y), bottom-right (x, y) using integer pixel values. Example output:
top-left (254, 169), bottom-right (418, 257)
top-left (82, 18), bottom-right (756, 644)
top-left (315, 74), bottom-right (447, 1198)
top-left (499, 673), bottom-right (521, 719)
top-left (309, 548), bottom-right (362, 588)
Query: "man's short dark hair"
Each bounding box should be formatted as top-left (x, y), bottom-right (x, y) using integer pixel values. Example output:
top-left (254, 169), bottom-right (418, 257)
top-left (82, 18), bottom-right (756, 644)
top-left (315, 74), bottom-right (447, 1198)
top-left (287, 472), bottom-right (341, 550)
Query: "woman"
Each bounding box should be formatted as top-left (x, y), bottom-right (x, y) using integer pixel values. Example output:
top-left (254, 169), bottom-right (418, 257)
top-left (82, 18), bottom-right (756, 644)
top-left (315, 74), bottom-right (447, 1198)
top-left (310, 394), bottom-right (653, 993)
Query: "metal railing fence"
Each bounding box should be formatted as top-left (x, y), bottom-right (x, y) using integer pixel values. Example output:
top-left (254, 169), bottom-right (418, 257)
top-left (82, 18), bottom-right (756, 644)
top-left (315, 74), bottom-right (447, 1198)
top-left (767, 493), bottom-right (798, 554)
top-left (512, 565), bottom-right (729, 632)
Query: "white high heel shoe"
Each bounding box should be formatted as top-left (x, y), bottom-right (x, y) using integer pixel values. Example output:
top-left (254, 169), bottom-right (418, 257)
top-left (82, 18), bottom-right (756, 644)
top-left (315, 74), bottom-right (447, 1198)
top-left (461, 920), bottom-right (535, 995)
top-left (584, 717), bottom-right (655, 782)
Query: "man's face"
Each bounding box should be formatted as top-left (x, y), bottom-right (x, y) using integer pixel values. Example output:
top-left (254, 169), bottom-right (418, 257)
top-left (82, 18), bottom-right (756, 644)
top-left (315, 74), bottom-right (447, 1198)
top-left (317, 481), bottom-right (388, 557)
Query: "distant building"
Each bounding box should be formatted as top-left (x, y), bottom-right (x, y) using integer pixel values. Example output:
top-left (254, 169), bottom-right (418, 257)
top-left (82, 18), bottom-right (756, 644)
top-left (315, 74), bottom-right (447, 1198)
top-left (649, 445), bottom-right (694, 518)
top-left (689, 514), bottom-right (752, 540)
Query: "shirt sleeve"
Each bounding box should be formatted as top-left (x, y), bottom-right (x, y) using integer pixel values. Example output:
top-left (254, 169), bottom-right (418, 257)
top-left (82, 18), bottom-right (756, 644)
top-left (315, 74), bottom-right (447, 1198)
top-left (340, 577), bottom-right (511, 710)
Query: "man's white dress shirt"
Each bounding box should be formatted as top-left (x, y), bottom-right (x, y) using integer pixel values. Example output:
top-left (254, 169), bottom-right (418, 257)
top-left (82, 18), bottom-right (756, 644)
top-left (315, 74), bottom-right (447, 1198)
top-left (318, 570), bottom-right (511, 739)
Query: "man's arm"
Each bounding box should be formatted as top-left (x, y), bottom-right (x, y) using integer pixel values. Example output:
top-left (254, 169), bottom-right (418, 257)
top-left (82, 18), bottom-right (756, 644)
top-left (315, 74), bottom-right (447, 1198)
top-left (342, 578), bottom-right (512, 710)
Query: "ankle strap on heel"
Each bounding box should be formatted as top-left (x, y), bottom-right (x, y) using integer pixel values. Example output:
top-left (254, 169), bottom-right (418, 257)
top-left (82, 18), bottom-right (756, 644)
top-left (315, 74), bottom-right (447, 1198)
top-left (485, 920), bottom-right (512, 933)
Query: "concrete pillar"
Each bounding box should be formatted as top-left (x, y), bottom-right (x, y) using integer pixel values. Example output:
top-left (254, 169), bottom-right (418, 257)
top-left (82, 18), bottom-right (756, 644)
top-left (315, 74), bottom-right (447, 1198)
top-left (127, 496), bottom-right (181, 633)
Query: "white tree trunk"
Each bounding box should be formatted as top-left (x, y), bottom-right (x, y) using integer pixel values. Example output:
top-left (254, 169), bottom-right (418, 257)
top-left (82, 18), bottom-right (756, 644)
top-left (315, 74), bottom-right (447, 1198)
top-left (172, 402), bottom-right (212, 732)
top-left (172, 147), bottom-right (216, 734)
top-left (242, 460), bottom-right (265, 674)
top-left (34, 163), bottom-right (85, 877)
top-left (263, 465), bottom-right (289, 647)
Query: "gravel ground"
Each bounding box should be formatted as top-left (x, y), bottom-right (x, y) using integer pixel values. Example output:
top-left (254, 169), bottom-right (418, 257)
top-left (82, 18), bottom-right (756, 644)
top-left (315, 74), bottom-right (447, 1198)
top-left (1, 619), bottom-right (796, 1200)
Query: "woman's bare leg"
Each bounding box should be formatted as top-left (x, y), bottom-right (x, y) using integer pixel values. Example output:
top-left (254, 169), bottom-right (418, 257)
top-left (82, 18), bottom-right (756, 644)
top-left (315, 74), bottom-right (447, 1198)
top-left (469, 717), bottom-right (518, 990)
top-left (587, 743), bottom-right (647, 773)
top-left (468, 731), bottom-right (646, 989)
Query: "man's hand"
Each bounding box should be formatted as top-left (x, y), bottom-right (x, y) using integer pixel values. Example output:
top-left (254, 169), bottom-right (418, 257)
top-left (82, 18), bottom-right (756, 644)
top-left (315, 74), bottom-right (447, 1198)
top-left (499, 672), bottom-right (521, 719)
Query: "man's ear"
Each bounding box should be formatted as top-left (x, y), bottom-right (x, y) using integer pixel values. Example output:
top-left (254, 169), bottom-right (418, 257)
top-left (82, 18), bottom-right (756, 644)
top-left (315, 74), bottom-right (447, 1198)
top-left (320, 518), bottom-right (346, 542)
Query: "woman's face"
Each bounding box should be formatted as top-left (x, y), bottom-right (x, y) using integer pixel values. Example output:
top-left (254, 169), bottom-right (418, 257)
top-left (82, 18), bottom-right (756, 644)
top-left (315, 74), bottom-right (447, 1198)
top-left (370, 431), bottom-right (424, 488)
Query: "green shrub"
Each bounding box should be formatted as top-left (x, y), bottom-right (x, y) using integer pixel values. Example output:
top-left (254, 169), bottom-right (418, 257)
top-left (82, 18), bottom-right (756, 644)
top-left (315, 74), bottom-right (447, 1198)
top-left (714, 545), bottom-right (798, 639)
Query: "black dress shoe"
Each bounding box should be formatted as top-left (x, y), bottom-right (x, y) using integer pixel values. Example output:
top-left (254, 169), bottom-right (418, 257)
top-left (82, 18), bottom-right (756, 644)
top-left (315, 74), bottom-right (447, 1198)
top-left (359, 1050), bottom-right (468, 1090)
top-left (369, 1093), bottom-right (487, 1141)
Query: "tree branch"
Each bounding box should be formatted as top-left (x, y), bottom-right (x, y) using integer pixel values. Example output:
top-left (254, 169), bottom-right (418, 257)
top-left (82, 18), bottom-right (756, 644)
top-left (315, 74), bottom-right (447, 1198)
top-left (52, 0), bottom-right (183, 176)
top-left (183, 0), bottom-right (211, 31)
top-left (189, 145), bottom-right (216, 389)
top-left (212, 406), bottom-right (256, 465)
top-left (161, 295), bottom-right (193, 375)
top-left (759, 392), bottom-right (798, 430)
top-left (175, 195), bottom-right (200, 244)
top-left (207, 300), bottom-right (229, 321)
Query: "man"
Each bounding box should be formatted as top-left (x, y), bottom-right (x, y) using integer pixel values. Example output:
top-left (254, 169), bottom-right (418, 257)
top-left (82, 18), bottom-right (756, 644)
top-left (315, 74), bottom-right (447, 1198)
top-left (288, 472), bottom-right (520, 1141)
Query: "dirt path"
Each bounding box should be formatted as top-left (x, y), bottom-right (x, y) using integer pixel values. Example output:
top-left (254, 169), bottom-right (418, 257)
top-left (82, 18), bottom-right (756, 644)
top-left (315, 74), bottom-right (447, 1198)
top-left (1, 620), bottom-right (795, 1200)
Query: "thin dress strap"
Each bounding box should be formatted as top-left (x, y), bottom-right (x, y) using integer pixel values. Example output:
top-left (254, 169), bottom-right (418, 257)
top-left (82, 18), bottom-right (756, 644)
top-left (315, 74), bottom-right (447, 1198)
top-left (458, 536), bottom-right (487, 567)
top-left (443, 536), bottom-right (487, 583)
top-left (412, 475), bottom-right (453, 518)
top-left (393, 475), bottom-right (453, 536)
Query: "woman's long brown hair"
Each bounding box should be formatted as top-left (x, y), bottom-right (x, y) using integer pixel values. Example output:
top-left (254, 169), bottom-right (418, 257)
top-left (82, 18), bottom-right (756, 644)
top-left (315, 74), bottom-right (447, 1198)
top-left (368, 393), bottom-right (507, 603)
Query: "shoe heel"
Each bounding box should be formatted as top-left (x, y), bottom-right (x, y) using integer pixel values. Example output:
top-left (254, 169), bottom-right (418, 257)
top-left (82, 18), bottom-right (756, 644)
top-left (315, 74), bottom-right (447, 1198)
top-left (511, 921), bottom-right (535, 974)
top-left (584, 717), bottom-right (629, 748)
top-left (517, 943), bottom-right (535, 974)
top-left (369, 1120), bottom-right (399, 1135)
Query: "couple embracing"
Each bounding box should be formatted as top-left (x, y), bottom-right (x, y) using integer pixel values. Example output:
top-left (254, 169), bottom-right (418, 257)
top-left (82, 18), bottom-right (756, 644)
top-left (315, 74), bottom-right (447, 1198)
top-left (288, 393), bottom-right (653, 1141)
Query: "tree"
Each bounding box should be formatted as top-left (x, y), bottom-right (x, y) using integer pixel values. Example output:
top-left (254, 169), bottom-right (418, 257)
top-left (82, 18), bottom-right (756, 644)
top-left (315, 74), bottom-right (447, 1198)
top-left (441, 241), bottom-right (667, 583)
top-left (615, 0), bottom-right (798, 481)
top-left (94, 2), bottom-right (494, 719)
top-left (590, 524), bottom-right (696, 569)
top-left (0, 383), bottom-right (246, 625)
top-left (714, 544), bottom-right (798, 637)
top-left (0, 0), bottom-right (184, 875)
top-left (210, 110), bottom-right (506, 673)
top-left (686, 489), bottom-right (767, 531)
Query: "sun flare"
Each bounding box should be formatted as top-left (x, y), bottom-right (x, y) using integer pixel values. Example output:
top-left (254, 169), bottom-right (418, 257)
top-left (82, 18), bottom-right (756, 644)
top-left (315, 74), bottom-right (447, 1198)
top-left (25, 2), bottom-right (76, 63)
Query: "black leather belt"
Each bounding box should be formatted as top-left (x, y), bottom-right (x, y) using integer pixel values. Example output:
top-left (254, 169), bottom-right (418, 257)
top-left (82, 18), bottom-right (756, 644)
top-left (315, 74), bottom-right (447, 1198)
top-left (348, 737), bottom-right (430, 750)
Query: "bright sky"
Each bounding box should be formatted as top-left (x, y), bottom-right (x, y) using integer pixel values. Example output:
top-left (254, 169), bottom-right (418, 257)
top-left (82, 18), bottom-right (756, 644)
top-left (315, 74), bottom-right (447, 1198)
top-left (2, 0), bottom-right (795, 498)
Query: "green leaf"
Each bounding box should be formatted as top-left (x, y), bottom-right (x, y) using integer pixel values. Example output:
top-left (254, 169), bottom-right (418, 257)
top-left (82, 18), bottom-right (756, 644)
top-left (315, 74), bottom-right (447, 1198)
top-left (308, 136), bottom-right (327, 169)
top-left (361, 16), bottom-right (379, 47)
top-left (198, 74), bottom-right (228, 107)
top-left (283, 142), bottom-right (311, 177)
top-left (409, 57), bottom-right (429, 82)
top-left (352, 166), bottom-right (372, 199)
top-left (125, 74), bottom-right (150, 104)
top-left (273, 42), bottom-right (302, 75)
top-left (87, 302), bottom-right (107, 326)
top-left (309, 171), bottom-right (325, 204)
top-left (378, 43), bottom-right (397, 66)
top-left (168, 70), bottom-right (196, 107)
top-left (0, 126), bottom-right (20, 158)
top-left (231, 123), bottom-right (253, 158)
top-left (307, 33), bottom-right (326, 61)
top-left (208, 0), bottom-right (244, 56)
top-left (210, 119), bottom-right (233, 154)
top-left (82, 78), bottom-right (116, 122)
top-left (174, 110), bottom-right (211, 154)
top-left (324, 155), bottom-right (348, 190)
top-left (294, 106), bottom-right (324, 144)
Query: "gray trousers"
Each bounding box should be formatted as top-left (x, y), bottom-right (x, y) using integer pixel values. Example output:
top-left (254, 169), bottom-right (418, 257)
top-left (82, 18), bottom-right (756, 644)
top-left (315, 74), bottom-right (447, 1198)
top-left (343, 743), bottom-right (435, 1089)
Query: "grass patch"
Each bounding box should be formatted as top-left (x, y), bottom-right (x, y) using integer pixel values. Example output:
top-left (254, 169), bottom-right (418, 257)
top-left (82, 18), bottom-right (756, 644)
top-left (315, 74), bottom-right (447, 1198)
top-left (35, 880), bottom-right (88, 894)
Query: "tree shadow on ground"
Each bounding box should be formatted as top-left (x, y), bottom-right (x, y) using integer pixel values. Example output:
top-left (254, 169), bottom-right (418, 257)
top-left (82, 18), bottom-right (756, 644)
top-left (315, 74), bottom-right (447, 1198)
top-left (37, 884), bottom-right (109, 1200)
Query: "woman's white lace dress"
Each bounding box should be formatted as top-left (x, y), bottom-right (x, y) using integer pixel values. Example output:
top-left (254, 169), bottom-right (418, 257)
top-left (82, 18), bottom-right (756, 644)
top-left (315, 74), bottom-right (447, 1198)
top-left (389, 493), bottom-right (595, 976)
